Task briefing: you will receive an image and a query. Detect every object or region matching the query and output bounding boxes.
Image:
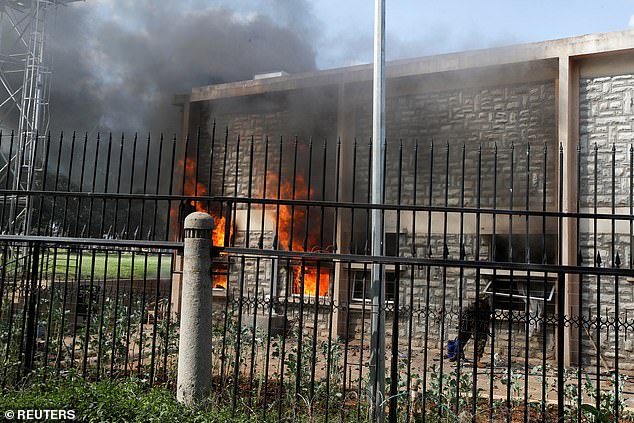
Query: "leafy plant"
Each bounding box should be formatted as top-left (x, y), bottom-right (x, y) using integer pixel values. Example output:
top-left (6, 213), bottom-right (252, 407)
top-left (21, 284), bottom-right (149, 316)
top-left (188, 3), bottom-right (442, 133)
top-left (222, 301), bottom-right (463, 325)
top-left (424, 363), bottom-right (482, 422)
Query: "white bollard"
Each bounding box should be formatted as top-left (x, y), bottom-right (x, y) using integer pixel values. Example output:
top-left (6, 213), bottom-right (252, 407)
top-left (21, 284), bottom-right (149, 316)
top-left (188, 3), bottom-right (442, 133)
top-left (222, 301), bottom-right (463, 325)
top-left (177, 212), bottom-right (214, 405)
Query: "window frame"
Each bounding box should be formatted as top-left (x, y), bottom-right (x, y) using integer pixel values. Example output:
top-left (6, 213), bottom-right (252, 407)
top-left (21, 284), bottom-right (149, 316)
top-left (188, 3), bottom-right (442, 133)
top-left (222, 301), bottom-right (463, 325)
top-left (350, 266), bottom-right (396, 303)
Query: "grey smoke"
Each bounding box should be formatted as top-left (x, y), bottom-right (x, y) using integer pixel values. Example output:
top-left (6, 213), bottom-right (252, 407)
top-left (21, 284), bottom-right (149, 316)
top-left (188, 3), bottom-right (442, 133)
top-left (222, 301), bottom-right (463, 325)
top-left (48, 1), bottom-right (317, 135)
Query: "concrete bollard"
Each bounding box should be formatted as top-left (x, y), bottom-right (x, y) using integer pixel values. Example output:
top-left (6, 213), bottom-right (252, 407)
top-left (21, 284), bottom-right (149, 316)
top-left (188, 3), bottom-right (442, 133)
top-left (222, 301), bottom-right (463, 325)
top-left (177, 212), bottom-right (214, 405)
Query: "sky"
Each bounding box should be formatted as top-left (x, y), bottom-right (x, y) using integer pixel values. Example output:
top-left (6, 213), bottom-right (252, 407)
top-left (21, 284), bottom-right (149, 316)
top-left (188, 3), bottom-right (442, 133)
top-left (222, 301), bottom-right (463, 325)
top-left (39, 0), bottom-right (634, 134)
top-left (311, 1), bottom-right (634, 68)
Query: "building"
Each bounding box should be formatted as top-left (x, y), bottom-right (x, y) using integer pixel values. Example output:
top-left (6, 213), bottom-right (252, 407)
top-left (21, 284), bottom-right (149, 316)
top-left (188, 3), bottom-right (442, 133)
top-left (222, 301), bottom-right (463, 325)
top-left (174, 30), bottom-right (634, 372)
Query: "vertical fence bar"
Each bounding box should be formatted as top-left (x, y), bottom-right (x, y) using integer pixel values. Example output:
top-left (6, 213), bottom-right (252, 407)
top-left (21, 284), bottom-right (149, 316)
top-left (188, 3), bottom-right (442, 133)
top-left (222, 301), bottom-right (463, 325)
top-left (248, 134), bottom-right (266, 410)
top-left (109, 134), bottom-right (121, 238)
top-left (489, 143), bottom-right (498, 423)
top-left (231, 136), bottom-right (253, 414)
top-left (23, 242), bottom-right (39, 376)
top-left (557, 144), bottom-right (565, 421)
top-left (81, 249), bottom-right (97, 376)
top-left (73, 133), bottom-right (88, 237)
top-left (0, 242), bottom-right (8, 356)
top-left (123, 252), bottom-right (135, 375)
top-left (165, 135), bottom-right (177, 241)
top-left (576, 143), bottom-right (583, 423)
top-left (405, 140), bottom-right (418, 423)
top-left (388, 140), bottom-right (403, 423)
top-left (2, 245), bottom-right (21, 385)
top-left (557, 271), bottom-right (565, 422)
top-left (149, 251), bottom-right (163, 386)
top-left (541, 143), bottom-right (549, 422)
top-left (455, 144), bottom-right (465, 417)
top-left (35, 132), bottom-right (51, 235)
top-left (61, 132), bottom-right (77, 236)
top-left (277, 137), bottom-right (293, 422)
top-left (506, 143), bottom-right (515, 423)
top-left (110, 250), bottom-right (123, 378)
top-left (99, 134), bottom-right (113, 237)
top-left (17, 246), bottom-right (34, 378)
top-left (323, 137), bottom-right (341, 423)
top-left (263, 136), bottom-right (283, 421)
top-left (438, 142), bottom-right (450, 421)
top-left (341, 139), bottom-right (357, 422)
top-left (260, 135), bottom-right (274, 420)
top-left (86, 134), bottom-right (100, 238)
top-left (217, 130), bottom-right (232, 390)
top-left (309, 138), bottom-right (328, 412)
top-left (43, 247), bottom-right (57, 372)
top-left (421, 141), bottom-right (434, 423)
top-left (95, 249), bottom-right (109, 380)
top-left (611, 143), bottom-right (620, 422)
top-left (593, 143), bottom-right (601, 414)
top-left (472, 143), bottom-right (483, 420)
top-left (295, 138), bottom-right (312, 413)
top-left (522, 143), bottom-right (530, 423)
top-left (46, 132), bottom-right (61, 235)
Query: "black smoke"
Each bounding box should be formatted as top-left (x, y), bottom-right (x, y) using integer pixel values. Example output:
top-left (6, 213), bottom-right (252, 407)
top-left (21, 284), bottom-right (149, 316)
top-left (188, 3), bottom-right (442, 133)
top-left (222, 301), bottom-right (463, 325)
top-left (48, 1), bottom-right (317, 135)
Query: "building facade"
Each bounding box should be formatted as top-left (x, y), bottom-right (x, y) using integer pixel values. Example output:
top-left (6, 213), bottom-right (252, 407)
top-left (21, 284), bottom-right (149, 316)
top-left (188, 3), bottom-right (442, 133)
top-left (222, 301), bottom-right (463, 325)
top-left (174, 30), bottom-right (634, 372)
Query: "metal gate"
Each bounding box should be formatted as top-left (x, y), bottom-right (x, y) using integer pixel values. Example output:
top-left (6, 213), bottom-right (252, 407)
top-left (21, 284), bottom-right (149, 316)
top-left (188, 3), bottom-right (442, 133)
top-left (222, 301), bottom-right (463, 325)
top-left (1, 130), bottom-right (633, 422)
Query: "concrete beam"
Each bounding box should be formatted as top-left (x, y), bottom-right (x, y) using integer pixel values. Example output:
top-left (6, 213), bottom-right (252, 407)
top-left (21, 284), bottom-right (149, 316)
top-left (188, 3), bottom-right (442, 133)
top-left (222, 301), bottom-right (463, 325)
top-left (188, 30), bottom-right (634, 102)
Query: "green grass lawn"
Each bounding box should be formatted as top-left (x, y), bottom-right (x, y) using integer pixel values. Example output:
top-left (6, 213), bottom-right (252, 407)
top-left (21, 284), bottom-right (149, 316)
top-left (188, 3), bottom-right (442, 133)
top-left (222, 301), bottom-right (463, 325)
top-left (41, 251), bottom-right (173, 280)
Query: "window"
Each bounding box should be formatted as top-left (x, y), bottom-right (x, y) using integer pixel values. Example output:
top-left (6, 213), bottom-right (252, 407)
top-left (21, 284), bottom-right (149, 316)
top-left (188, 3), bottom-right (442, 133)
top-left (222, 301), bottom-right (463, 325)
top-left (351, 268), bottom-right (396, 302)
top-left (487, 234), bottom-right (557, 264)
top-left (483, 275), bottom-right (555, 336)
top-left (290, 265), bottom-right (331, 297)
top-left (211, 259), bottom-right (229, 290)
top-left (384, 233), bottom-right (401, 257)
top-left (483, 275), bottom-right (555, 313)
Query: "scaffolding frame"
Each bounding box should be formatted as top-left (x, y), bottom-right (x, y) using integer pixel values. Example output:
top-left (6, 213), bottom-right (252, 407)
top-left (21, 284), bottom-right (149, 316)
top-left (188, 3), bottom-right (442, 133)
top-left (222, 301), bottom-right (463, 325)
top-left (0, 0), bottom-right (82, 234)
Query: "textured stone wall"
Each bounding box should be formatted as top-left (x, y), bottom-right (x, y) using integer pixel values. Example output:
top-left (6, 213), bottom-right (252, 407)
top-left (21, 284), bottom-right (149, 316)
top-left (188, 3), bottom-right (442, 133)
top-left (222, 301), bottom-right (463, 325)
top-left (351, 81), bottom-right (557, 209)
top-left (578, 74), bottom-right (634, 370)
top-left (188, 80), bottom-right (557, 210)
top-left (188, 88), bottom-right (339, 202)
top-left (579, 75), bottom-right (634, 206)
top-left (184, 74), bottom-right (634, 370)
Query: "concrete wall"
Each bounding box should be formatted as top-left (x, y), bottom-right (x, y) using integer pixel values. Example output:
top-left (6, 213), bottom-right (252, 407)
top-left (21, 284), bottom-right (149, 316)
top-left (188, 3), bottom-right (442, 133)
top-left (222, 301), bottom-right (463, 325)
top-left (578, 72), bottom-right (634, 369)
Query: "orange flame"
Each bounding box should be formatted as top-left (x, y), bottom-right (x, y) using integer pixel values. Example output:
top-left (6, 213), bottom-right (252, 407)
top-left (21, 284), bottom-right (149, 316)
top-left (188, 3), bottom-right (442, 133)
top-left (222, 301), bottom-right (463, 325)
top-left (293, 266), bottom-right (330, 297)
top-left (213, 274), bottom-right (227, 290)
top-left (212, 215), bottom-right (227, 247)
top-left (182, 158), bottom-right (207, 212)
top-left (266, 171), bottom-right (331, 296)
top-left (267, 173), bottom-right (318, 252)
top-left (183, 154), bottom-right (331, 296)
top-left (182, 157), bottom-right (230, 247)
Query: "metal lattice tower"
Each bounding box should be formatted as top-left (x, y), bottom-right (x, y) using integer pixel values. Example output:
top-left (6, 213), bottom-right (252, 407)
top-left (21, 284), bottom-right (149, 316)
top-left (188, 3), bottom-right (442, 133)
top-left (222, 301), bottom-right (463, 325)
top-left (0, 0), bottom-right (83, 234)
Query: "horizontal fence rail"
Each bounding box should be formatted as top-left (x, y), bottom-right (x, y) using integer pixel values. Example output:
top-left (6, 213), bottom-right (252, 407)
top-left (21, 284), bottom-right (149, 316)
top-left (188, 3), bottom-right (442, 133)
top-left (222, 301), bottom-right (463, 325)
top-left (0, 128), bottom-right (634, 421)
top-left (0, 240), bottom-right (177, 387)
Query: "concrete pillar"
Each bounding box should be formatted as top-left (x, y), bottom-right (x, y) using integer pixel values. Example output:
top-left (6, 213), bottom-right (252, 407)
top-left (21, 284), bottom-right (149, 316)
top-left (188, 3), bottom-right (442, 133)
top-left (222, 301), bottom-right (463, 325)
top-left (177, 212), bottom-right (214, 405)
top-left (558, 55), bottom-right (580, 367)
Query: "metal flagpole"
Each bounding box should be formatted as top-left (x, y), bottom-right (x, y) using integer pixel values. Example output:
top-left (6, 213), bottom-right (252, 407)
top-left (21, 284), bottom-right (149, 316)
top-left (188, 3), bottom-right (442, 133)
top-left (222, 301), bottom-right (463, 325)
top-left (369, 0), bottom-right (385, 421)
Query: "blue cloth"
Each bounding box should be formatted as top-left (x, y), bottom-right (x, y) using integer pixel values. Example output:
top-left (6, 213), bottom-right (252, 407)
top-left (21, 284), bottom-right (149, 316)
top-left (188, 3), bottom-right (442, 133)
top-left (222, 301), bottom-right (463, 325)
top-left (447, 338), bottom-right (460, 359)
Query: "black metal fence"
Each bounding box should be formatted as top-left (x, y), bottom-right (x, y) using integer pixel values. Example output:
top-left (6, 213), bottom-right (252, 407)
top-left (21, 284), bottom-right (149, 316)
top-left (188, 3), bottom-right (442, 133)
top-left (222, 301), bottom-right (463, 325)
top-left (1, 129), bottom-right (634, 422)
